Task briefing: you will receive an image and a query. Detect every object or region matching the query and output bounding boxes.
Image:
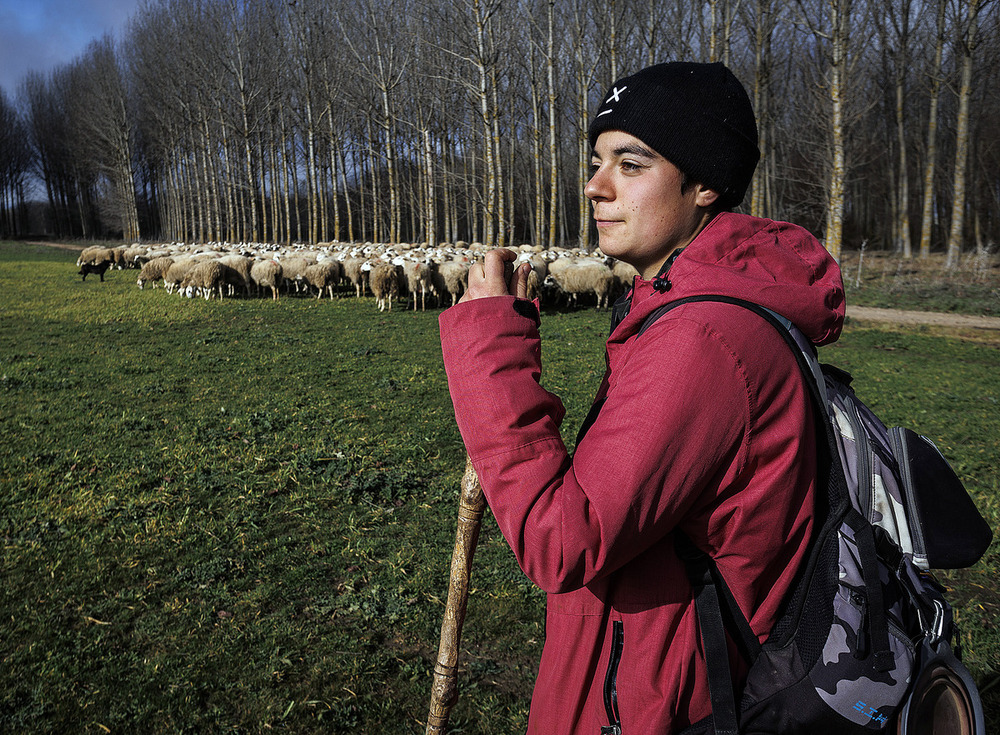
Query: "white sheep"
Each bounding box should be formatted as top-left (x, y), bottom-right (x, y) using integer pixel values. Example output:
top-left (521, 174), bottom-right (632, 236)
top-left (401, 259), bottom-right (436, 311)
top-left (217, 254), bottom-right (253, 297)
top-left (276, 256), bottom-right (311, 294)
top-left (303, 261), bottom-right (342, 299)
top-left (181, 260), bottom-right (227, 299)
top-left (162, 257), bottom-right (197, 294)
top-left (370, 261), bottom-right (401, 312)
top-left (251, 259), bottom-right (283, 301)
top-left (433, 260), bottom-right (469, 306)
top-left (546, 258), bottom-right (614, 310)
top-left (343, 257), bottom-right (369, 297)
top-left (608, 258), bottom-right (639, 302)
top-left (517, 253), bottom-right (547, 303)
top-left (122, 245), bottom-right (148, 267)
top-left (136, 256), bottom-right (174, 289)
top-left (76, 246), bottom-right (114, 268)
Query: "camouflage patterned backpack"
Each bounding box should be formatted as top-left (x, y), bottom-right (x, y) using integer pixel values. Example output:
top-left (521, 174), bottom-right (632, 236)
top-left (638, 295), bottom-right (992, 735)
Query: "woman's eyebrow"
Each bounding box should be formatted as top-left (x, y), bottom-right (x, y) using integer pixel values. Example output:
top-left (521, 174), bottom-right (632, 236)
top-left (591, 142), bottom-right (658, 161)
top-left (612, 143), bottom-right (657, 159)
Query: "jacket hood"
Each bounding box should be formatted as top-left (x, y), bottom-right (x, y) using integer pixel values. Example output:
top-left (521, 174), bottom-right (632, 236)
top-left (613, 212), bottom-right (845, 346)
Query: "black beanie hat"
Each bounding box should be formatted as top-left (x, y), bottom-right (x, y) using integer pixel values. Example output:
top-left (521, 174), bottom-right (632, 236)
top-left (589, 61), bottom-right (760, 210)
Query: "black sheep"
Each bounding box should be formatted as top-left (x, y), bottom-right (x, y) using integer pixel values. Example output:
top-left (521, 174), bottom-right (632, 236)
top-left (79, 261), bottom-right (111, 281)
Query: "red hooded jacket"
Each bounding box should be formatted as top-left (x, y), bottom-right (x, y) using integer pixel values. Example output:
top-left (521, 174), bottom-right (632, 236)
top-left (439, 212), bottom-right (845, 733)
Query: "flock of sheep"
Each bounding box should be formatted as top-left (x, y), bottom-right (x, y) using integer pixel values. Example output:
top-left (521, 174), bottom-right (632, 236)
top-left (75, 241), bottom-right (639, 312)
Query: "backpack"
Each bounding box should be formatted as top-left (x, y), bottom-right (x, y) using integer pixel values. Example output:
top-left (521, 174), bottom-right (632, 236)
top-left (637, 295), bottom-right (993, 735)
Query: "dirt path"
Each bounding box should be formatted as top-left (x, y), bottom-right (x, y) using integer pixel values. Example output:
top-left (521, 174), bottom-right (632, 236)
top-left (25, 240), bottom-right (88, 252)
top-left (847, 305), bottom-right (1000, 343)
top-left (848, 305), bottom-right (1000, 331)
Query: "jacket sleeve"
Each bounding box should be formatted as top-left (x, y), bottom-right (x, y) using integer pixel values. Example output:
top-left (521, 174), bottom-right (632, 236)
top-left (440, 297), bottom-right (749, 594)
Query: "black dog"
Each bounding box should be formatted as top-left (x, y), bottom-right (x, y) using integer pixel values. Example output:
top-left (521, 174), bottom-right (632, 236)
top-left (79, 261), bottom-right (111, 281)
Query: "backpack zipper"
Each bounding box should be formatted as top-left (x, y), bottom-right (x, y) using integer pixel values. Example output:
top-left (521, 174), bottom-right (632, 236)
top-left (601, 620), bottom-right (624, 734)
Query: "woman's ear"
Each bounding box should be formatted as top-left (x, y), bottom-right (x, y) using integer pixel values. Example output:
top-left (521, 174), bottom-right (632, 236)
top-left (695, 186), bottom-right (720, 209)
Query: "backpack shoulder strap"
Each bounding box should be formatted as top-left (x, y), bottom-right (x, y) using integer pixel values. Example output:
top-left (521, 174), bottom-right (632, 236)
top-left (639, 295), bottom-right (842, 734)
top-left (639, 295), bottom-right (827, 407)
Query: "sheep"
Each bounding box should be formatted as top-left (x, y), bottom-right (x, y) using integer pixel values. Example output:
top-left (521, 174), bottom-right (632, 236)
top-left (217, 254), bottom-right (253, 297)
top-left (78, 261), bottom-right (111, 281)
top-left (136, 256), bottom-right (175, 289)
top-left (162, 258), bottom-right (197, 294)
top-left (108, 246), bottom-right (129, 269)
top-left (303, 261), bottom-right (342, 299)
top-left (608, 258), bottom-right (639, 302)
top-left (434, 260), bottom-right (469, 306)
top-left (370, 261), bottom-right (401, 312)
top-left (401, 259), bottom-right (436, 311)
top-left (546, 255), bottom-right (575, 279)
top-left (122, 245), bottom-right (147, 267)
top-left (276, 256), bottom-right (311, 294)
top-left (517, 253), bottom-right (547, 303)
top-left (76, 246), bottom-right (114, 268)
top-left (181, 260), bottom-right (227, 300)
top-left (251, 259), bottom-right (283, 301)
top-left (343, 257), bottom-right (369, 297)
top-left (546, 258), bottom-right (614, 310)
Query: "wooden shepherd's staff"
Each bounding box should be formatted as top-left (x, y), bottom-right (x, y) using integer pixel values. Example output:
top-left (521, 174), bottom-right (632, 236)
top-left (425, 454), bottom-right (487, 734)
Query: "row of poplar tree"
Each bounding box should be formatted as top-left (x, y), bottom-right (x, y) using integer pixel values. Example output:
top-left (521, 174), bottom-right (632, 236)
top-left (0, 0), bottom-right (997, 263)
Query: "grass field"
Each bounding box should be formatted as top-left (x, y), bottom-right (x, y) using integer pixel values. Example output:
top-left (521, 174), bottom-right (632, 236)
top-left (1, 241), bottom-right (997, 733)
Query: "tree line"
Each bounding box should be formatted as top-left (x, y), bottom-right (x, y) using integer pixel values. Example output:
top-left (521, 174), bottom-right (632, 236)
top-left (0, 0), bottom-right (997, 263)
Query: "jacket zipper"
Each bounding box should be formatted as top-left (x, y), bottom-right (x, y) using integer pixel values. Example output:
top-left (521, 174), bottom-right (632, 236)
top-left (601, 620), bottom-right (624, 734)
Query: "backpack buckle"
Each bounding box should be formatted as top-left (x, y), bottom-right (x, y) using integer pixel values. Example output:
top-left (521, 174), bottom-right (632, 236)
top-left (929, 599), bottom-right (946, 646)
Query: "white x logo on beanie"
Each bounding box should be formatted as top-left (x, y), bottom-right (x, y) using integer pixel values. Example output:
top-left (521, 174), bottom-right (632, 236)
top-left (606, 85), bottom-right (628, 103)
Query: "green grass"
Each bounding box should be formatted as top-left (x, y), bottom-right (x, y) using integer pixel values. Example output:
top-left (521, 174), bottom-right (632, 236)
top-left (1, 241), bottom-right (997, 732)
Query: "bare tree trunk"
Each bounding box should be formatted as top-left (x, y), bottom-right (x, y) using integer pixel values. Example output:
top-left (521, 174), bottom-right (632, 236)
top-left (338, 147), bottom-right (354, 243)
top-left (365, 116), bottom-right (381, 243)
top-left (749, 0), bottom-right (775, 218)
top-left (547, 0), bottom-right (558, 249)
top-left (895, 71), bottom-right (912, 257)
top-left (823, 0), bottom-right (850, 262)
top-left (710, 0), bottom-right (720, 61)
top-left (528, 38), bottom-right (542, 246)
top-left (359, 140), bottom-right (370, 243)
top-left (608, 0), bottom-right (619, 81)
top-left (576, 65), bottom-right (590, 250)
top-left (319, 160), bottom-right (329, 240)
top-left (217, 104), bottom-right (237, 242)
top-left (469, 148), bottom-right (479, 243)
top-left (884, 0), bottom-right (914, 257)
top-left (448, 142), bottom-right (458, 243)
top-left (293, 132), bottom-right (302, 244)
top-left (490, 59), bottom-right (506, 249)
top-left (328, 113), bottom-right (341, 242)
top-left (379, 86), bottom-right (399, 243)
top-left (946, 0), bottom-right (982, 268)
top-left (471, 0), bottom-right (500, 247)
top-left (424, 128), bottom-right (436, 249)
top-left (195, 130), bottom-right (210, 242)
top-left (710, 0), bottom-right (737, 64)
top-left (304, 94), bottom-right (319, 244)
top-left (919, 0), bottom-right (947, 259)
top-left (257, 127), bottom-right (270, 243)
top-left (280, 109), bottom-right (293, 244)
top-left (203, 116), bottom-right (223, 242)
top-left (242, 107), bottom-right (259, 243)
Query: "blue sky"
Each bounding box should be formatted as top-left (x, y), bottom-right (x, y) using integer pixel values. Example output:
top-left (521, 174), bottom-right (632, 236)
top-left (0, 0), bottom-right (145, 96)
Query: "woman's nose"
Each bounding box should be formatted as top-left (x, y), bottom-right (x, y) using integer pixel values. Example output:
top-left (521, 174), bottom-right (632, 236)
top-left (585, 166), bottom-right (610, 201)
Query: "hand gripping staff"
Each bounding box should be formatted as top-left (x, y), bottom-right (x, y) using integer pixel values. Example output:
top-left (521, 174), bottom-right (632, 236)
top-left (425, 455), bottom-right (486, 733)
